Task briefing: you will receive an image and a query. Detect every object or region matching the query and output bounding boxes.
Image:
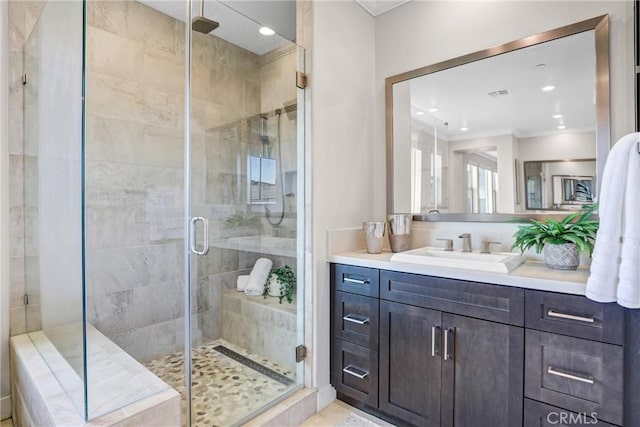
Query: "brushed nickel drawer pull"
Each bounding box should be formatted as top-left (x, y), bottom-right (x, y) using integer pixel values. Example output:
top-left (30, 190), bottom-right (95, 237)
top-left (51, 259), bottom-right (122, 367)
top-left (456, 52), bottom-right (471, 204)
top-left (547, 366), bottom-right (594, 384)
top-left (342, 314), bottom-right (370, 325)
top-left (443, 328), bottom-right (454, 361)
top-left (343, 365), bottom-right (369, 379)
top-left (431, 325), bottom-right (441, 357)
top-left (343, 277), bottom-right (370, 285)
top-left (547, 310), bottom-right (595, 323)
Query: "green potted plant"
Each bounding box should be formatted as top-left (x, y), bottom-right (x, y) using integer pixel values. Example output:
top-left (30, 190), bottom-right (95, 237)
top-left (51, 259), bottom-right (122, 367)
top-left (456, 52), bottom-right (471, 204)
top-left (263, 265), bottom-right (296, 304)
top-left (511, 205), bottom-right (598, 270)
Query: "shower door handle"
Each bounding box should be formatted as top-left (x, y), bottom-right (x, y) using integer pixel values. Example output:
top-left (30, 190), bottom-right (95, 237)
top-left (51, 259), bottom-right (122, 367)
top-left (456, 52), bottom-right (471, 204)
top-left (190, 217), bottom-right (209, 255)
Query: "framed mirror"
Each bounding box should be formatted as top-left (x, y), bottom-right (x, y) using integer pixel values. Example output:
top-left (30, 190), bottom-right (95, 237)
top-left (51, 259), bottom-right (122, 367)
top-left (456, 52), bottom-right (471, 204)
top-left (386, 15), bottom-right (610, 221)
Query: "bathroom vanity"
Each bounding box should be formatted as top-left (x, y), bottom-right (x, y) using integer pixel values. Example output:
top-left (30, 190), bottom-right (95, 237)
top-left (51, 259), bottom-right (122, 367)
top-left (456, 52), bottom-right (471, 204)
top-left (329, 253), bottom-right (640, 427)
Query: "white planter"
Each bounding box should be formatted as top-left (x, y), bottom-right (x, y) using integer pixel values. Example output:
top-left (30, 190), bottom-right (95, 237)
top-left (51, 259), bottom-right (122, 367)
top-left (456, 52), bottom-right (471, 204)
top-left (267, 274), bottom-right (284, 297)
top-left (544, 243), bottom-right (580, 270)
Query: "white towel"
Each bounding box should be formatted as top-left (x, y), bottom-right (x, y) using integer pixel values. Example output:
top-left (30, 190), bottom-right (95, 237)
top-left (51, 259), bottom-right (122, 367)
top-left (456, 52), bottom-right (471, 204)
top-left (237, 275), bottom-right (249, 292)
top-left (617, 143), bottom-right (640, 307)
top-left (586, 133), bottom-right (640, 305)
top-left (244, 258), bottom-right (272, 296)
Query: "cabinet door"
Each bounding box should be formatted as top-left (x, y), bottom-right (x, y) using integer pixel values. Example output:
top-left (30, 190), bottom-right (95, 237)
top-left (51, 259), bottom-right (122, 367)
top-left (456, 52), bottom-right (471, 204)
top-left (441, 313), bottom-right (524, 427)
top-left (379, 300), bottom-right (442, 427)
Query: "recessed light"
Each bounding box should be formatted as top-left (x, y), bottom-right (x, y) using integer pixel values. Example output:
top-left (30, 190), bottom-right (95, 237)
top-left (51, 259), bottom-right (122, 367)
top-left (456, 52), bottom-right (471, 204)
top-left (542, 85), bottom-right (555, 92)
top-left (415, 111), bottom-right (425, 116)
top-left (428, 107), bottom-right (439, 113)
top-left (259, 26), bottom-right (275, 36)
top-left (460, 127), bottom-right (469, 132)
top-left (557, 125), bottom-right (566, 130)
top-left (552, 114), bottom-right (563, 119)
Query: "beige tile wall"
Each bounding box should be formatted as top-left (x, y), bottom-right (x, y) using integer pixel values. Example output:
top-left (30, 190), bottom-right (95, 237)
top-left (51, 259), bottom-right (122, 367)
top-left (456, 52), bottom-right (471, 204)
top-left (8, 0), bottom-right (301, 370)
top-left (7, 0), bottom-right (46, 338)
top-left (82, 0), bottom-right (300, 363)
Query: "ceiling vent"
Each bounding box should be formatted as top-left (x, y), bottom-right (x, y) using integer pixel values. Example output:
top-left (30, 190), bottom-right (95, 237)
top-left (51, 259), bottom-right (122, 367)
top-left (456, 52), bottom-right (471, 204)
top-left (488, 89), bottom-right (512, 97)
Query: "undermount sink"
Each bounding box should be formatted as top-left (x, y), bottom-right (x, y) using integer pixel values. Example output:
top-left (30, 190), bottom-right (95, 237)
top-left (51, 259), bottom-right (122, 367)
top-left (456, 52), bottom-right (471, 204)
top-left (390, 246), bottom-right (526, 273)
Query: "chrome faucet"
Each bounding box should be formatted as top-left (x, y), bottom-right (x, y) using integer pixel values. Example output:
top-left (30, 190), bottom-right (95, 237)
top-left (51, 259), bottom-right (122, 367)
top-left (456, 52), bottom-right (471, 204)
top-left (481, 241), bottom-right (501, 254)
top-left (458, 233), bottom-right (472, 252)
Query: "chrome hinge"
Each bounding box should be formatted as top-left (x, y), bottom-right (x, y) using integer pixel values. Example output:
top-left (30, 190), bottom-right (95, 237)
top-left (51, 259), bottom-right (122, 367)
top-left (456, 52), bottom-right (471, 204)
top-left (296, 71), bottom-right (307, 89)
top-left (22, 73), bottom-right (27, 85)
top-left (295, 345), bottom-right (307, 362)
top-left (24, 294), bottom-right (29, 305)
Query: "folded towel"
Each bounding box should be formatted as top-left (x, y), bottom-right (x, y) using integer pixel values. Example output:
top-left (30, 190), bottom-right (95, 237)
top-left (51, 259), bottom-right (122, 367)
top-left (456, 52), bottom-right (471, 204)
top-left (237, 275), bottom-right (249, 292)
top-left (586, 133), bottom-right (640, 303)
top-left (244, 258), bottom-right (272, 296)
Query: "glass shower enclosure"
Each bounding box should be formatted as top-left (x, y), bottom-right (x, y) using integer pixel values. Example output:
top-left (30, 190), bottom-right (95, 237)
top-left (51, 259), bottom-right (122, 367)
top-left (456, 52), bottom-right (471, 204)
top-left (20, 0), bottom-right (305, 425)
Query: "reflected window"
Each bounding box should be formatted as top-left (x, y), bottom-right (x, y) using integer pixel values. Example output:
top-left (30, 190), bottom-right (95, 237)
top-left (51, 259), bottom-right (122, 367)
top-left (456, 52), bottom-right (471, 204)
top-left (248, 155), bottom-right (276, 204)
top-left (467, 162), bottom-right (497, 213)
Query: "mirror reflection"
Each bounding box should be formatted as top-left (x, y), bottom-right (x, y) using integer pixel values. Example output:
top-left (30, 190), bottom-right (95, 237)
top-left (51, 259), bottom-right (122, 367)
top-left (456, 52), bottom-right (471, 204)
top-left (524, 159), bottom-right (596, 210)
top-left (387, 15), bottom-right (610, 218)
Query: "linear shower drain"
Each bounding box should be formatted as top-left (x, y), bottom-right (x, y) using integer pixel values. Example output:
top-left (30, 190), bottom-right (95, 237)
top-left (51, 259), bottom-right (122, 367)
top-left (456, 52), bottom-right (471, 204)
top-left (212, 345), bottom-right (295, 386)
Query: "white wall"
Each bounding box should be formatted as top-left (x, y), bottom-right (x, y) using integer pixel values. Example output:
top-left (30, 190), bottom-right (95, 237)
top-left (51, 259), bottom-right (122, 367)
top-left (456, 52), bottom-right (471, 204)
top-left (374, 0), bottom-right (636, 219)
top-left (518, 131), bottom-right (597, 161)
top-left (1, 0), bottom-right (10, 419)
top-left (311, 0), bottom-right (376, 409)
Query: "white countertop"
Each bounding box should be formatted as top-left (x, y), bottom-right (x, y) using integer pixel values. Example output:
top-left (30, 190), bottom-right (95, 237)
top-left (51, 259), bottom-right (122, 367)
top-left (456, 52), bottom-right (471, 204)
top-left (329, 250), bottom-right (590, 296)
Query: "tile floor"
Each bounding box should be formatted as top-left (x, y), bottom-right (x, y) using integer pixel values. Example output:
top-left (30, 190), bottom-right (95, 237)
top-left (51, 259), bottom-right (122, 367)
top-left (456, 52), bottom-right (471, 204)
top-left (145, 338), bottom-right (297, 426)
top-left (0, 401), bottom-right (390, 427)
top-left (301, 401), bottom-right (392, 427)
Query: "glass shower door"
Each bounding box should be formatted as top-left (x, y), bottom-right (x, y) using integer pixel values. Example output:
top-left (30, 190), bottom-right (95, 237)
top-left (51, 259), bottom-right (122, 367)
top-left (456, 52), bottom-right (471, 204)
top-left (186, 3), bottom-right (305, 425)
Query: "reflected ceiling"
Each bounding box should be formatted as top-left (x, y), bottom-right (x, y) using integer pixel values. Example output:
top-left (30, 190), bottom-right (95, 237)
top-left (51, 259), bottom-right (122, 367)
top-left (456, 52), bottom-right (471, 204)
top-left (410, 31), bottom-right (596, 141)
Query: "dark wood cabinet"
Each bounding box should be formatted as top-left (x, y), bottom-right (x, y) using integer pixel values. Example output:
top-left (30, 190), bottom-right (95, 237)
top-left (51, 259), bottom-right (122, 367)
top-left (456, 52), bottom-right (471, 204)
top-left (329, 263), bottom-right (632, 427)
top-left (378, 301), bottom-right (524, 427)
top-left (379, 300), bottom-right (442, 426)
top-left (441, 313), bottom-right (524, 427)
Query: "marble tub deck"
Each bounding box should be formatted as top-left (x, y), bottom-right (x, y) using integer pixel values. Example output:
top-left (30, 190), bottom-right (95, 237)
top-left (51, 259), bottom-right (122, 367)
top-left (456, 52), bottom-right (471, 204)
top-left (145, 338), bottom-right (298, 426)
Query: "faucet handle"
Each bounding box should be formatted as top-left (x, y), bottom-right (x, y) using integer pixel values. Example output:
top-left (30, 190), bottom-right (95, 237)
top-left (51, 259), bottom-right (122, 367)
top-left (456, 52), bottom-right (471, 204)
top-left (436, 238), bottom-right (454, 251)
top-left (480, 241), bottom-right (501, 254)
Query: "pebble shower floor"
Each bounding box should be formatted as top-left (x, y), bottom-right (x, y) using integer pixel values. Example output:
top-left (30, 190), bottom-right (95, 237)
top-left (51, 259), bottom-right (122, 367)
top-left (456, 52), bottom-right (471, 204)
top-left (145, 339), bottom-right (296, 426)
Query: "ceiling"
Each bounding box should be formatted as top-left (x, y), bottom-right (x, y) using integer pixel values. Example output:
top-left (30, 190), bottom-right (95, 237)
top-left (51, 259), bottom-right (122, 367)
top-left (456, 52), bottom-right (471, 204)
top-left (409, 30), bottom-right (597, 141)
top-left (140, 0), bottom-right (412, 55)
top-left (355, 0), bottom-right (411, 16)
top-left (138, 0), bottom-right (296, 55)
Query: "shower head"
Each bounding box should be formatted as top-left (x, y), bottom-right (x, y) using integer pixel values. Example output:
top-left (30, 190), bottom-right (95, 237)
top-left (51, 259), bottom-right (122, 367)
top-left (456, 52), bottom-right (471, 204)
top-left (192, 0), bottom-right (219, 34)
top-left (192, 16), bottom-right (219, 34)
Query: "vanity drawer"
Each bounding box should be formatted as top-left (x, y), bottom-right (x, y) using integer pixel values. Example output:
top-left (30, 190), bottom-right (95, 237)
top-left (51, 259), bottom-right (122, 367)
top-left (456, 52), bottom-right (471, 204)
top-left (331, 339), bottom-right (378, 408)
top-left (524, 399), bottom-right (616, 427)
top-left (333, 291), bottom-right (379, 349)
top-left (332, 264), bottom-right (379, 297)
top-left (525, 290), bottom-right (624, 345)
top-left (380, 270), bottom-right (524, 326)
top-left (525, 330), bottom-right (623, 425)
